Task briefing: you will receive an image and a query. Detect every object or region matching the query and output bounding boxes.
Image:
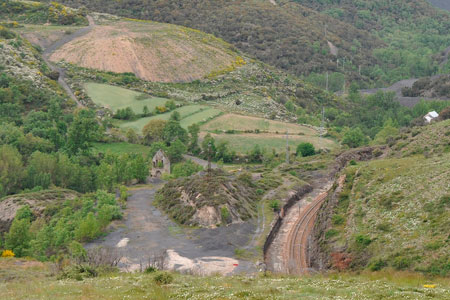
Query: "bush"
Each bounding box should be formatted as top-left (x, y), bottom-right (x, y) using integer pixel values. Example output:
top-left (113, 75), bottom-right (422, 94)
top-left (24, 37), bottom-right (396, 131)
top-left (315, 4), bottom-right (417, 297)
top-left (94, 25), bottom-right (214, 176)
top-left (325, 229), bottom-right (339, 239)
top-left (1, 250), bottom-right (15, 258)
top-left (369, 258), bottom-right (387, 271)
top-left (153, 272), bottom-right (173, 285)
top-left (296, 142), bottom-right (315, 157)
top-left (355, 234), bottom-right (372, 248)
top-left (332, 215), bottom-right (345, 225)
top-left (269, 200), bottom-right (281, 212)
top-left (392, 256), bottom-right (412, 270)
top-left (145, 266), bottom-right (157, 273)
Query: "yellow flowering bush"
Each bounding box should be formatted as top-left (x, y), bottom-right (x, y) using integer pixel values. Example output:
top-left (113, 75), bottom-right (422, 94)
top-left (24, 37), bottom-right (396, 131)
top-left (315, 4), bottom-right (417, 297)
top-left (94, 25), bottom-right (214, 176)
top-left (1, 250), bottom-right (15, 258)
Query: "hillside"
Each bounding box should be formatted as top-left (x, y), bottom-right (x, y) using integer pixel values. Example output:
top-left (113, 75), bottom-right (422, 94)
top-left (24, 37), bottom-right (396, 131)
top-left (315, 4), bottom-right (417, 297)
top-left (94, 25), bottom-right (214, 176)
top-left (49, 16), bottom-right (240, 82)
top-left (311, 120), bottom-right (450, 276)
top-left (44, 0), bottom-right (450, 86)
top-left (45, 0), bottom-right (380, 80)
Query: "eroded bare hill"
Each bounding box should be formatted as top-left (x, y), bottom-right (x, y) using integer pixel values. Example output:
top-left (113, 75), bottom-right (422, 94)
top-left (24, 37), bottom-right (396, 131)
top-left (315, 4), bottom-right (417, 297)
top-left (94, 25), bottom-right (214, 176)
top-left (49, 18), bottom-right (239, 82)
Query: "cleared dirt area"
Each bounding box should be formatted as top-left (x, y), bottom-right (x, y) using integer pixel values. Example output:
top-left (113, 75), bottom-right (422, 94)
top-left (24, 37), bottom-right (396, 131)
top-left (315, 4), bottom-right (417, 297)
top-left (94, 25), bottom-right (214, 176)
top-left (86, 184), bottom-right (257, 275)
top-left (50, 20), bottom-right (238, 82)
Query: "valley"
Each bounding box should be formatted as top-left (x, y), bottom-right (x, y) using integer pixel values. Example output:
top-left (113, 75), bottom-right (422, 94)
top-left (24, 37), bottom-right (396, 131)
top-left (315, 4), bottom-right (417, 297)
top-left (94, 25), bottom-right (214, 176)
top-left (0, 0), bottom-right (449, 299)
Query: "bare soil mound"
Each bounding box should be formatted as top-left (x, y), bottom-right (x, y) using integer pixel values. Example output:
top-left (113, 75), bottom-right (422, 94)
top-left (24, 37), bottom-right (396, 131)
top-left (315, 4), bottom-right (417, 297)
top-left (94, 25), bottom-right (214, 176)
top-left (49, 20), bottom-right (238, 82)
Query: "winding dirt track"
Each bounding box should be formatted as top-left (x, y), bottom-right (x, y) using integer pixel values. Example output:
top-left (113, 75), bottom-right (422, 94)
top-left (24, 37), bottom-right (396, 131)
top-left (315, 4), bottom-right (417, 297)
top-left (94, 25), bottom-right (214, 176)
top-left (42, 15), bottom-right (96, 107)
top-left (285, 175), bottom-right (346, 275)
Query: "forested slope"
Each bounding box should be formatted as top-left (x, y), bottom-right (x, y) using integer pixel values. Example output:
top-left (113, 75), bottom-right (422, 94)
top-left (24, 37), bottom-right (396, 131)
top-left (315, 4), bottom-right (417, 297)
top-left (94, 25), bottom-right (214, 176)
top-left (41, 0), bottom-right (450, 87)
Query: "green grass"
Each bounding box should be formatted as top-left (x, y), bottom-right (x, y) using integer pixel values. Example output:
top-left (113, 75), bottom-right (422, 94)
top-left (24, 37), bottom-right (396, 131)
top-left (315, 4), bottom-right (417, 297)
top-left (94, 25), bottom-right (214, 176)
top-left (202, 133), bottom-right (338, 154)
top-left (84, 82), bottom-right (170, 113)
top-left (1, 258), bottom-right (449, 299)
top-left (179, 108), bottom-right (222, 128)
top-left (202, 114), bottom-right (317, 135)
top-left (92, 142), bottom-right (150, 155)
top-left (120, 105), bottom-right (221, 132)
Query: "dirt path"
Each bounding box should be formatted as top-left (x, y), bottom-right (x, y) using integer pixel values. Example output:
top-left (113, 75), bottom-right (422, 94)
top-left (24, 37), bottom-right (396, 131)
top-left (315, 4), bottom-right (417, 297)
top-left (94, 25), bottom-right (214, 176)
top-left (183, 154), bottom-right (218, 169)
top-left (42, 16), bottom-right (96, 107)
top-left (86, 183), bottom-right (257, 275)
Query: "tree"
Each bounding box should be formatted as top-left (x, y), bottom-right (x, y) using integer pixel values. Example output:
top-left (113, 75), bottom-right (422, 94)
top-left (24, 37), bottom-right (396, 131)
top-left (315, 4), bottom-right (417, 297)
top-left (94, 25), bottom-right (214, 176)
top-left (187, 123), bottom-right (201, 155)
top-left (249, 145), bottom-right (263, 163)
top-left (372, 119), bottom-right (399, 145)
top-left (142, 105), bottom-right (150, 117)
top-left (296, 142), bottom-right (315, 157)
top-left (162, 120), bottom-right (188, 145)
top-left (167, 138), bottom-right (187, 162)
top-left (170, 111), bottom-right (181, 121)
top-left (0, 144), bottom-right (23, 196)
top-left (66, 109), bottom-right (99, 156)
top-left (165, 100), bottom-right (176, 111)
top-left (131, 155), bottom-right (149, 183)
top-left (201, 134), bottom-right (216, 160)
top-left (126, 128), bottom-right (139, 144)
top-left (142, 119), bottom-right (167, 144)
top-left (342, 127), bottom-right (369, 148)
top-left (5, 216), bottom-right (30, 257)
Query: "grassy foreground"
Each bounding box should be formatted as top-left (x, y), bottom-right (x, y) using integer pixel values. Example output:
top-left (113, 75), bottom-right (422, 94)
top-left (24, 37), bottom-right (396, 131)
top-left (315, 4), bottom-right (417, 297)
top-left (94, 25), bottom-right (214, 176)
top-left (1, 258), bottom-right (449, 299)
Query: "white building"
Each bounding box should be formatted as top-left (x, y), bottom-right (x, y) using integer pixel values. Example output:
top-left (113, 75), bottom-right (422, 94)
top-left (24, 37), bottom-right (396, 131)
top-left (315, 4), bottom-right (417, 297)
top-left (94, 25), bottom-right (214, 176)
top-left (424, 111), bottom-right (439, 123)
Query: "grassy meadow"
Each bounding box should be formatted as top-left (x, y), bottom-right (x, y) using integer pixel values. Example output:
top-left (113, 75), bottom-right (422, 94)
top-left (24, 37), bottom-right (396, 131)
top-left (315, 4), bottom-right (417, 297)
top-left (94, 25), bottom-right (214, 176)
top-left (202, 114), bottom-right (317, 135)
top-left (120, 105), bottom-right (222, 132)
top-left (92, 142), bottom-right (150, 155)
top-left (84, 83), bottom-right (170, 113)
top-left (1, 258), bottom-right (449, 299)
top-left (201, 133), bottom-right (338, 154)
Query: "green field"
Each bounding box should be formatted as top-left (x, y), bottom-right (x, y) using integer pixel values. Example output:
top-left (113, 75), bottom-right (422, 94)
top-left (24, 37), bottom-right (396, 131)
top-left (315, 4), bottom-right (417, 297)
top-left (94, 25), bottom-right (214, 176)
top-left (93, 142), bottom-right (150, 155)
top-left (202, 133), bottom-right (338, 154)
top-left (121, 105), bottom-right (222, 132)
top-left (85, 83), bottom-right (170, 113)
top-left (202, 114), bottom-right (317, 135)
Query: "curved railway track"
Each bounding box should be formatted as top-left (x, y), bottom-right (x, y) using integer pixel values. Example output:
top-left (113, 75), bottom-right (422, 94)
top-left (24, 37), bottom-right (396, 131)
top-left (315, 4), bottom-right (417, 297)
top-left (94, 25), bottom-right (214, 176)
top-left (286, 175), bottom-right (346, 274)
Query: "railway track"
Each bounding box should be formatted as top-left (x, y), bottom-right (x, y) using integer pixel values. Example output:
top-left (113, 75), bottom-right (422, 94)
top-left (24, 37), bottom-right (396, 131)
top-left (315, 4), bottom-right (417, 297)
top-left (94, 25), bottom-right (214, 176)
top-left (286, 175), bottom-right (346, 274)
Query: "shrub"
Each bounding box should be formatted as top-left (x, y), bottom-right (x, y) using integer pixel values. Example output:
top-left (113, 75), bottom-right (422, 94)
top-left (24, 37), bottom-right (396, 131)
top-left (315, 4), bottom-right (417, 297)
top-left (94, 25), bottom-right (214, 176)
top-left (332, 215), bottom-right (345, 225)
top-left (296, 142), bottom-right (315, 157)
top-left (369, 258), bottom-right (387, 271)
top-left (153, 272), bottom-right (173, 285)
top-left (355, 235), bottom-right (372, 248)
top-left (1, 250), bottom-right (15, 258)
top-left (392, 256), bottom-right (412, 270)
top-left (325, 229), bottom-right (339, 239)
top-left (145, 266), bottom-right (157, 273)
top-left (269, 200), bottom-right (281, 212)
top-left (221, 206), bottom-right (231, 223)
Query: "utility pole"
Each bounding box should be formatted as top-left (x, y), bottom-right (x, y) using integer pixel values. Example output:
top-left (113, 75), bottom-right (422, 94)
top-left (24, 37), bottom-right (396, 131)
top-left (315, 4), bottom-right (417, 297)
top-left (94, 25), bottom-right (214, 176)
top-left (320, 106), bottom-right (325, 138)
top-left (285, 131), bottom-right (289, 164)
top-left (326, 71), bottom-right (329, 92)
top-left (207, 142), bottom-right (212, 176)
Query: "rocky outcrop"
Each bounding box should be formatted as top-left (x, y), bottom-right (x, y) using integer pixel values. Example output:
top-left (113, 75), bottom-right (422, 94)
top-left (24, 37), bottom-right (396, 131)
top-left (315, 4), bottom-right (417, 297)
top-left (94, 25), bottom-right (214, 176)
top-left (0, 189), bottom-right (79, 233)
top-left (155, 169), bottom-right (259, 227)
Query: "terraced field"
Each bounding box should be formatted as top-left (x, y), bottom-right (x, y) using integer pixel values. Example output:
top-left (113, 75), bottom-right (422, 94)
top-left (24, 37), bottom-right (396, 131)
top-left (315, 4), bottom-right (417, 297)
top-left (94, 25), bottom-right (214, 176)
top-left (120, 105), bottom-right (222, 132)
top-left (202, 114), bottom-right (317, 134)
top-left (85, 82), bottom-right (170, 113)
top-left (201, 133), bottom-right (338, 154)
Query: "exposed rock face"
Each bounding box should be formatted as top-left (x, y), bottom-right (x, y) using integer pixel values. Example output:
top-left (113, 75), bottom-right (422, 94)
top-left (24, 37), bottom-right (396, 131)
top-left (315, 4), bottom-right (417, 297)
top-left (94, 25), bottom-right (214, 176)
top-left (0, 189), bottom-right (79, 233)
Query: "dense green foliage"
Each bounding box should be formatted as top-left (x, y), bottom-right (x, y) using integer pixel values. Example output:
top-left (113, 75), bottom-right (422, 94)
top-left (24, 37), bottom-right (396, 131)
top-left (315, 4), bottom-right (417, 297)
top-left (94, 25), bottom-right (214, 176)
top-left (0, 0), bottom-right (87, 25)
top-left (295, 0), bottom-right (450, 84)
top-left (296, 142), bottom-right (316, 157)
top-left (4, 191), bottom-right (121, 260)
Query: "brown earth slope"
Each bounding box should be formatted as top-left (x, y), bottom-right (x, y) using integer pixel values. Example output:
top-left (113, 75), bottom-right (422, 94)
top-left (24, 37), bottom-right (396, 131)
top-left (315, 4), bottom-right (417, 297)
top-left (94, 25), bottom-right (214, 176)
top-left (49, 19), bottom-right (239, 82)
